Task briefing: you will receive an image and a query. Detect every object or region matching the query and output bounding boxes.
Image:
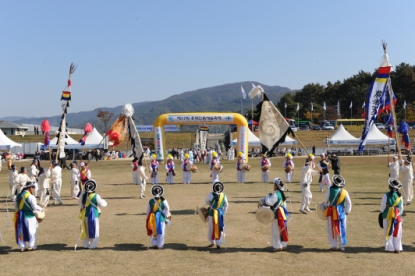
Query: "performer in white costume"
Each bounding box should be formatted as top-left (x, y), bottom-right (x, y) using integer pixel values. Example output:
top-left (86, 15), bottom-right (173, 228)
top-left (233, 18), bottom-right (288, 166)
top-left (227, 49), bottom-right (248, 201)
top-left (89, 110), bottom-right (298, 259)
top-left (8, 164), bottom-right (18, 201)
top-left (146, 185), bottom-right (170, 249)
top-left (324, 175), bottom-right (352, 251)
top-left (14, 182), bottom-right (43, 251)
top-left (283, 153), bottom-right (294, 183)
top-left (299, 161), bottom-right (317, 214)
top-left (260, 154), bottom-right (271, 183)
top-left (78, 179), bottom-right (107, 249)
top-left (165, 155), bottom-right (175, 184)
top-left (380, 179), bottom-right (403, 253)
top-left (70, 162), bottom-right (80, 199)
top-left (132, 154), bottom-right (149, 198)
top-left (15, 167), bottom-right (31, 194)
top-left (318, 153), bottom-right (331, 192)
top-left (182, 153), bottom-right (193, 184)
top-left (38, 166), bottom-right (51, 207)
top-left (205, 182), bottom-right (228, 249)
top-left (51, 161), bottom-right (63, 205)
top-left (387, 155), bottom-right (399, 179)
top-left (210, 152), bottom-right (222, 183)
top-left (28, 160), bottom-right (39, 194)
top-left (236, 152), bottom-right (246, 183)
top-left (399, 156), bottom-right (413, 205)
top-left (150, 154), bottom-right (159, 184)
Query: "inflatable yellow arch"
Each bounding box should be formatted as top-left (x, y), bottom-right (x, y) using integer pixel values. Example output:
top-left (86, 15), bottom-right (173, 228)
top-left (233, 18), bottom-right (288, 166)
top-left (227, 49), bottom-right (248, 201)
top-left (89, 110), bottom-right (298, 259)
top-left (153, 113), bottom-right (249, 162)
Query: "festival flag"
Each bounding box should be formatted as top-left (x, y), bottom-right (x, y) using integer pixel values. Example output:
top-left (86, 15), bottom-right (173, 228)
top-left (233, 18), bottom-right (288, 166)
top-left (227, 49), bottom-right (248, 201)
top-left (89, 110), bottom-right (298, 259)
top-left (349, 101), bottom-right (353, 109)
top-left (337, 100), bottom-right (340, 115)
top-left (398, 120), bottom-right (410, 149)
top-left (296, 102), bottom-right (299, 111)
top-left (377, 79), bottom-right (397, 115)
top-left (358, 42), bottom-right (392, 153)
top-left (362, 101), bottom-right (365, 108)
top-left (250, 90), bottom-right (293, 155)
top-left (383, 112), bottom-right (394, 138)
top-left (284, 102), bottom-right (287, 109)
top-left (311, 102), bottom-right (313, 111)
top-left (79, 123), bottom-right (93, 146)
top-left (241, 86), bottom-right (246, 100)
top-left (41, 119), bottom-right (50, 146)
top-left (323, 102), bottom-right (326, 111)
top-left (404, 100), bottom-right (407, 110)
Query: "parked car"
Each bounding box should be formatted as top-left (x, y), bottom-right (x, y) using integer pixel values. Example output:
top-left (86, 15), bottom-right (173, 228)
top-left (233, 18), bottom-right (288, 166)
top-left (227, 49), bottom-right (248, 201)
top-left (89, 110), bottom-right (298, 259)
top-left (375, 123), bottom-right (386, 129)
top-left (311, 125), bottom-right (321, 131)
top-left (299, 125), bottom-right (310, 131)
top-left (290, 126), bottom-right (298, 132)
top-left (320, 120), bottom-right (334, 130)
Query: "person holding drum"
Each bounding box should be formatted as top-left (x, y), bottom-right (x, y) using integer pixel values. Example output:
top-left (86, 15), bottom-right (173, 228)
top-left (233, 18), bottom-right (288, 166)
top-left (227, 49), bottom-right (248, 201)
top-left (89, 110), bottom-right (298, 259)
top-left (14, 182), bottom-right (44, 251)
top-left (323, 175), bottom-right (352, 251)
top-left (205, 182), bottom-right (228, 249)
top-left (182, 153), bottom-right (193, 184)
top-left (146, 185), bottom-right (171, 249)
top-left (260, 153), bottom-right (271, 183)
top-left (165, 154), bottom-right (175, 184)
top-left (150, 154), bottom-right (159, 185)
top-left (210, 151), bottom-right (222, 183)
top-left (380, 179), bottom-right (403, 253)
top-left (236, 152), bottom-right (246, 183)
top-left (78, 179), bottom-right (108, 249)
top-left (283, 153), bottom-right (294, 183)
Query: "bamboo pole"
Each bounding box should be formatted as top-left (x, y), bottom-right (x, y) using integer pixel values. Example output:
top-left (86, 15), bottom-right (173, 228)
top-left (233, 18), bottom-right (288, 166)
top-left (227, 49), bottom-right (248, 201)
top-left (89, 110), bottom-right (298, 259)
top-left (388, 78), bottom-right (402, 162)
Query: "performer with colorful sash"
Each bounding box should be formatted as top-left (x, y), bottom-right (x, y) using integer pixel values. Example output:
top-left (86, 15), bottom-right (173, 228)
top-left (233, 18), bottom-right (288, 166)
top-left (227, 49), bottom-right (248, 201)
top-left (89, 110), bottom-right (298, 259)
top-left (380, 179), bottom-right (403, 253)
top-left (205, 181), bottom-right (228, 249)
top-left (146, 185), bottom-right (170, 249)
top-left (318, 153), bottom-right (331, 192)
top-left (283, 153), bottom-right (294, 183)
top-left (181, 153), bottom-right (193, 184)
top-left (260, 153), bottom-right (271, 183)
top-left (324, 175), bottom-right (352, 251)
top-left (264, 178), bottom-right (289, 251)
top-left (77, 162), bottom-right (91, 197)
top-left (78, 179), bottom-right (107, 249)
top-left (165, 154), bottom-right (175, 184)
top-left (210, 151), bottom-right (222, 183)
top-left (150, 154), bottom-right (159, 184)
top-left (14, 182), bottom-right (43, 251)
top-left (399, 156), bottom-right (413, 205)
top-left (236, 152), bottom-right (246, 183)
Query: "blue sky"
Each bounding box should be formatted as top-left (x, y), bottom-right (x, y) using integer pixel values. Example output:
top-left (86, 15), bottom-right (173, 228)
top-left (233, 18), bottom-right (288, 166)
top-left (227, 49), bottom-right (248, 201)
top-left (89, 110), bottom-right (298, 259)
top-left (1, 1), bottom-right (414, 117)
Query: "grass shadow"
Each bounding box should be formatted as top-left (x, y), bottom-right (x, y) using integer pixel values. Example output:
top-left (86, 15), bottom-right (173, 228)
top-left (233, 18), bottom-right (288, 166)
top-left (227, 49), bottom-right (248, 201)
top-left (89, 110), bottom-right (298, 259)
top-left (100, 243), bottom-right (146, 251)
top-left (37, 243), bottom-right (74, 251)
top-left (229, 200), bottom-right (260, 204)
top-left (0, 246), bottom-right (12, 255)
top-left (171, 209), bottom-right (195, 215)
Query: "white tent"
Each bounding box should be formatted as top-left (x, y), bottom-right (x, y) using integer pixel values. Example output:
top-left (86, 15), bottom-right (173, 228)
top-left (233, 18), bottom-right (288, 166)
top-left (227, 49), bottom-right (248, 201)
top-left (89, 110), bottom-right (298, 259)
top-left (0, 129), bottom-right (22, 150)
top-left (232, 129), bottom-right (296, 146)
top-left (49, 134), bottom-right (81, 149)
top-left (359, 124), bottom-right (395, 145)
top-left (82, 128), bottom-right (105, 148)
top-left (329, 124), bottom-right (360, 145)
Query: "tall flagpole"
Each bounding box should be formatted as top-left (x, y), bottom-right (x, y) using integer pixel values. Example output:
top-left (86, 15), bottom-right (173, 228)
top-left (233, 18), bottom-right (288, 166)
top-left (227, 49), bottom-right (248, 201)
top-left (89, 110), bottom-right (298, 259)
top-left (251, 99), bottom-right (253, 121)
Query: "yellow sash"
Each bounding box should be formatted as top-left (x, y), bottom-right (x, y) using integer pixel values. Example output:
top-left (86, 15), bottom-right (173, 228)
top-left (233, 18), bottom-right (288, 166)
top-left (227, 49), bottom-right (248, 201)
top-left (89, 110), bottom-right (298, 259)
top-left (147, 199), bottom-right (161, 237)
top-left (385, 196), bottom-right (402, 240)
top-left (19, 192), bottom-right (31, 210)
top-left (213, 193), bottom-right (224, 239)
top-left (324, 189), bottom-right (347, 219)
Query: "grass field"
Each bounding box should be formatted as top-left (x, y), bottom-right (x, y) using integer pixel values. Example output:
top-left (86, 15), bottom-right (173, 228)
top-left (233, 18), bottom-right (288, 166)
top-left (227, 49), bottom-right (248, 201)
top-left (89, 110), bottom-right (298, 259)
top-left (1, 156), bottom-right (414, 275)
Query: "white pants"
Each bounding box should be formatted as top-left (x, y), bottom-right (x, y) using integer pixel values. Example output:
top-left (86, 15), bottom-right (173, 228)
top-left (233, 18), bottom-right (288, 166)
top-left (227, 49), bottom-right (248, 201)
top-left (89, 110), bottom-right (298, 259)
top-left (300, 194), bottom-right (312, 211)
top-left (9, 182), bottom-right (16, 201)
top-left (17, 217), bottom-right (38, 249)
top-left (38, 189), bottom-right (49, 207)
top-left (71, 180), bottom-right (79, 198)
top-left (151, 173), bottom-right (158, 184)
top-left (236, 170), bottom-right (245, 183)
top-left (326, 216), bottom-right (347, 249)
top-left (150, 223), bottom-right (166, 248)
top-left (319, 174), bottom-right (331, 191)
top-left (166, 172), bottom-right (174, 184)
top-left (53, 179), bottom-right (62, 204)
top-left (183, 171), bottom-right (191, 184)
top-left (132, 171), bottom-right (140, 184)
top-left (383, 219), bottom-right (403, 251)
top-left (137, 166), bottom-right (148, 196)
top-left (261, 171), bottom-right (269, 182)
top-left (271, 219), bottom-right (287, 249)
top-left (403, 181), bottom-right (414, 203)
top-left (83, 237), bottom-right (100, 249)
top-left (207, 216), bottom-right (224, 245)
top-left (211, 170), bottom-right (220, 183)
top-left (285, 171), bottom-right (293, 183)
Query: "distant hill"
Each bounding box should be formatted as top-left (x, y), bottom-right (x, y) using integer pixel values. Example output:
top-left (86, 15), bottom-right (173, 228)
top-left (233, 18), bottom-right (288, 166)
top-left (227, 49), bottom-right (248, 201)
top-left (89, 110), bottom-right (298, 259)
top-left (10, 81), bottom-right (292, 131)
top-left (0, 116), bottom-right (28, 121)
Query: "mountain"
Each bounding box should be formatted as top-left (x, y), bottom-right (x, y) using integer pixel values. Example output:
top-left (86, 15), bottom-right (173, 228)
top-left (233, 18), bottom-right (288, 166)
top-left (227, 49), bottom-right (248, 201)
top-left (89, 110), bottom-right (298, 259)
top-left (0, 116), bottom-right (28, 121)
top-left (11, 81), bottom-right (292, 130)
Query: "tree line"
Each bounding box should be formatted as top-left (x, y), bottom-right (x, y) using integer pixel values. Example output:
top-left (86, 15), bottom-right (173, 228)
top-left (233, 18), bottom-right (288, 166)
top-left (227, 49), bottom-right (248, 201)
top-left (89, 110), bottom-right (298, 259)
top-left (273, 62), bottom-right (415, 124)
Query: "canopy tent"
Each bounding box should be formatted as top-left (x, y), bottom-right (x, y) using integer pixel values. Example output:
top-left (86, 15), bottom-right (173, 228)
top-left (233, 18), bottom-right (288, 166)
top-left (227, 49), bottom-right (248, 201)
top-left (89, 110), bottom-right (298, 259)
top-left (232, 129), bottom-right (296, 146)
top-left (359, 124), bottom-right (395, 145)
top-left (329, 124), bottom-right (360, 145)
top-left (49, 134), bottom-right (81, 149)
top-left (81, 128), bottom-right (105, 148)
top-left (0, 129), bottom-right (22, 150)
top-left (248, 120), bottom-right (258, 126)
